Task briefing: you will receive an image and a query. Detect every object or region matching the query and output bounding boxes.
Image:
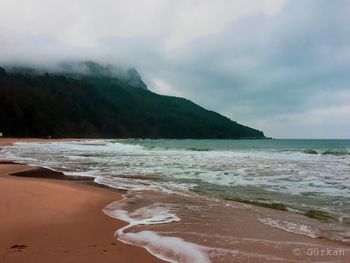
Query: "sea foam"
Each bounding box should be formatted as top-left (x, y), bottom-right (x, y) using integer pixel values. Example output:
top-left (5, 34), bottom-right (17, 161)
top-left (257, 217), bottom-right (321, 238)
top-left (103, 197), bottom-right (210, 263)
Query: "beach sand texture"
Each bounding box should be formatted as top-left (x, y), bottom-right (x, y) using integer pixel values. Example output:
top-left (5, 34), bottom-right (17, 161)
top-left (0, 157), bottom-right (163, 262)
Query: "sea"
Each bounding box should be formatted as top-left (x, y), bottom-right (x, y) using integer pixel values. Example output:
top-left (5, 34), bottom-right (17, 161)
top-left (1, 139), bottom-right (350, 262)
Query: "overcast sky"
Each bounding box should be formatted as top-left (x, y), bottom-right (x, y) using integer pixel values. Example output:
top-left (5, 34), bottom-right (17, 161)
top-left (1, 0), bottom-right (349, 138)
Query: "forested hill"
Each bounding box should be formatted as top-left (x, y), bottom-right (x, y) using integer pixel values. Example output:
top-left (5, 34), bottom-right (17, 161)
top-left (0, 66), bottom-right (266, 139)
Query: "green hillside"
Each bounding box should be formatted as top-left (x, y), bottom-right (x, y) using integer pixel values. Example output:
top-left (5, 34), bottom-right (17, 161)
top-left (0, 66), bottom-right (265, 139)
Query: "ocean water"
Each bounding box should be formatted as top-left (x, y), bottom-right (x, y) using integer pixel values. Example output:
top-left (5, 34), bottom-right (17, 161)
top-left (1, 139), bottom-right (350, 262)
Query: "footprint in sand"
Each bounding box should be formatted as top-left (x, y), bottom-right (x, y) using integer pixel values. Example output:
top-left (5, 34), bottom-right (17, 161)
top-left (9, 244), bottom-right (27, 253)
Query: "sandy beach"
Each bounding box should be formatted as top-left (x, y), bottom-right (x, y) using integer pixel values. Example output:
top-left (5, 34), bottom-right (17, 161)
top-left (1, 138), bottom-right (349, 262)
top-left (0, 138), bottom-right (162, 263)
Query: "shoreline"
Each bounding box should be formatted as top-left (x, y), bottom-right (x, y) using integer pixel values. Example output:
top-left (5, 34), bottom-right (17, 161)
top-left (0, 137), bottom-right (93, 146)
top-left (1, 138), bottom-right (350, 262)
top-left (0, 138), bottom-right (163, 263)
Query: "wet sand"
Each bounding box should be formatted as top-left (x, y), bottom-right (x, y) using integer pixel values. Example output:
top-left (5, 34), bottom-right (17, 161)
top-left (0, 138), bottom-right (163, 263)
top-left (106, 190), bottom-right (350, 262)
top-left (1, 138), bottom-right (349, 262)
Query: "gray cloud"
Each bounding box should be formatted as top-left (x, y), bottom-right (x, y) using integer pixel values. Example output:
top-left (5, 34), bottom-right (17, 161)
top-left (0, 0), bottom-right (349, 138)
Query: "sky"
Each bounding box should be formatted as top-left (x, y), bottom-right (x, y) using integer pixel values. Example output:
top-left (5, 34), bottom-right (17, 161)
top-left (0, 0), bottom-right (349, 138)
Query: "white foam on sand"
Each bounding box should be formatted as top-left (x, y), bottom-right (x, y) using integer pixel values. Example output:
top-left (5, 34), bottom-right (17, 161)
top-left (103, 198), bottom-right (210, 263)
top-left (257, 217), bottom-right (321, 238)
